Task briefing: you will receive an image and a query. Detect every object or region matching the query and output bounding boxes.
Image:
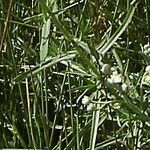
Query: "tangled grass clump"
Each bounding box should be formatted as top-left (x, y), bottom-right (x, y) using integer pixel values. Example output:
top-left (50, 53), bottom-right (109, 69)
top-left (1, 0), bottom-right (150, 149)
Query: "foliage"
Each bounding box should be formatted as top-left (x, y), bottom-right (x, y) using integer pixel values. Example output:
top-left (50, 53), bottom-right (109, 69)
top-left (1, 0), bottom-right (150, 149)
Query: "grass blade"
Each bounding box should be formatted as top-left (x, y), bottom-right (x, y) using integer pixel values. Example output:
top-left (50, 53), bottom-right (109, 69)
top-left (98, 1), bottom-right (137, 55)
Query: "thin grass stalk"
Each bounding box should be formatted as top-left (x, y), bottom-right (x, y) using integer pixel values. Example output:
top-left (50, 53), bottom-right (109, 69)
top-left (126, 0), bottom-right (130, 47)
top-left (0, 18), bottom-right (38, 29)
top-left (109, 0), bottom-right (120, 37)
top-left (134, 122), bottom-right (143, 150)
top-left (25, 68), bottom-right (37, 149)
top-left (40, 69), bottom-right (44, 117)
top-left (7, 34), bottom-right (32, 147)
top-left (145, 0), bottom-right (150, 44)
top-left (76, 113), bottom-right (80, 150)
top-left (39, 72), bottom-right (49, 148)
top-left (44, 69), bottom-right (48, 126)
top-left (12, 114), bottom-right (17, 147)
top-left (39, 0), bottom-right (51, 144)
top-left (0, 0), bottom-right (13, 62)
top-left (64, 122), bottom-right (69, 148)
top-left (49, 73), bottom-right (67, 148)
top-left (67, 66), bottom-right (75, 150)
top-left (75, 0), bottom-right (88, 37)
top-left (30, 73), bottom-right (42, 148)
top-left (89, 104), bottom-right (100, 149)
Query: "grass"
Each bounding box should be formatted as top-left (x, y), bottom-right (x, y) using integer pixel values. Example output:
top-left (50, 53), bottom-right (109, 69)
top-left (1, 0), bottom-right (150, 149)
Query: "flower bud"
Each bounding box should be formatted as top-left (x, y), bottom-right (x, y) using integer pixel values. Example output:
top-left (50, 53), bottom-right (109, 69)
top-left (121, 83), bottom-right (128, 92)
top-left (144, 44), bottom-right (150, 51)
top-left (143, 44), bottom-right (150, 55)
top-left (145, 66), bottom-right (150, 73)
top-left (101, 64), bottom-right (111, 75)
top-left (143, 75), bottom-right (150, 85)
top-left (107, 72), bottom-right (122, 84)
top-left (87, 103), bottom-right (95, 111)
top-left (82, 96), bottom-right (90, 105)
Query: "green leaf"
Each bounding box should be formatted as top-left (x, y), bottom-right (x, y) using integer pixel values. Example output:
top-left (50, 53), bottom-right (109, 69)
top-left (77, 49), bottom-right (101, 78)
top-left (40, 18), bottom-right (51, 61)
top-left (14, 52), bottom-right (76, 82)
top-left (97, 2), bottom-right (137, 55)
top-left (64, 120), bottom-right (92, 150)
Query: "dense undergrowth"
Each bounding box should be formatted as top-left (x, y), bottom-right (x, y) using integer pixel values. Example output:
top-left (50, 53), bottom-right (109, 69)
top-left (1, 0), bottom-right (150, 149)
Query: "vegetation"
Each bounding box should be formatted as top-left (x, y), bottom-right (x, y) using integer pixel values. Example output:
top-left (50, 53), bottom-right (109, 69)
top-left (1, 0), bottom-right (150, 149)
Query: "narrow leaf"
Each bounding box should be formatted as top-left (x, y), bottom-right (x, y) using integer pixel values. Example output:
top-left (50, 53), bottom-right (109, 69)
top-left (98, 2), bottom-right (137, 55)
top-left (14, 53), bottom-right (76, 82)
